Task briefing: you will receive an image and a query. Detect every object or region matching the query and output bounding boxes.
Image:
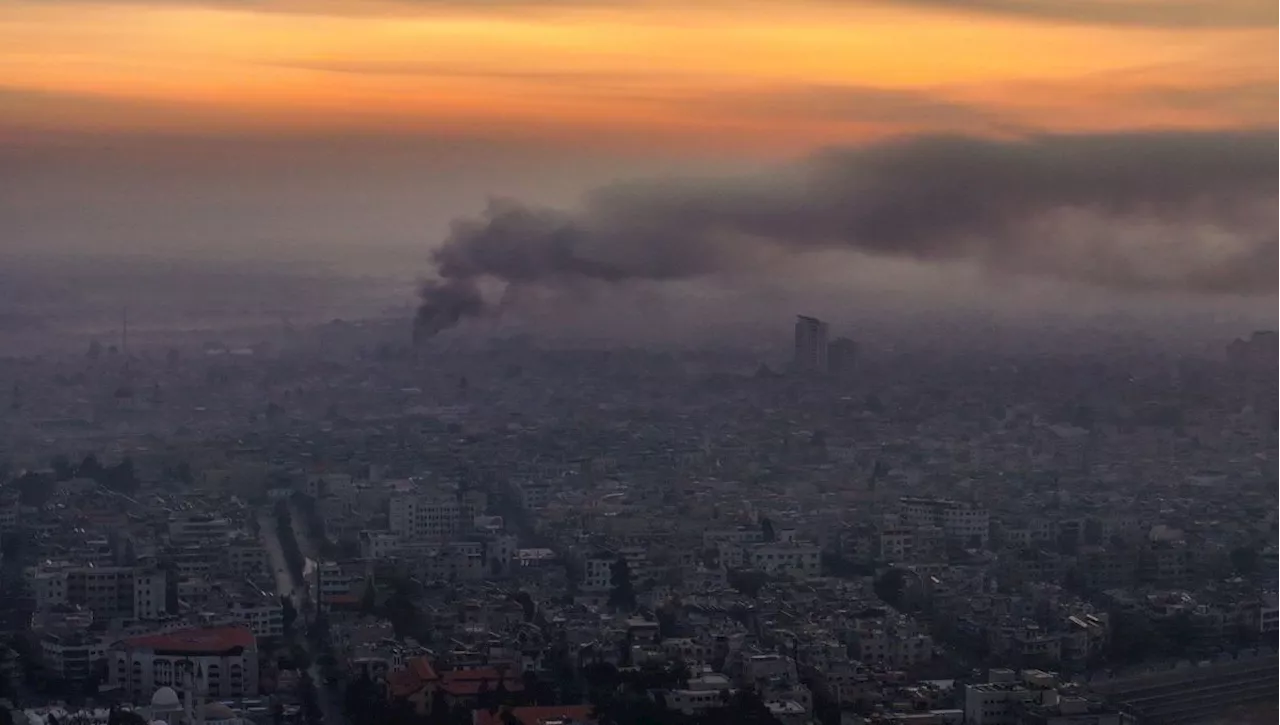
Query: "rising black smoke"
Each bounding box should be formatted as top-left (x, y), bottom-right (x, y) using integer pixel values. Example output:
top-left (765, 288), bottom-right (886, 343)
top-left (414, 130), bottom-right (1277, 339)
top-left (413, 279), bottom-right (486, 345)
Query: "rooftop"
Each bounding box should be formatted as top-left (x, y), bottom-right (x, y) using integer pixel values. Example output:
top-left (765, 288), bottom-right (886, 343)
top-left (120, 626), bottom-right (255, 655)
top-left (473, 705), bottom-right (597, 725)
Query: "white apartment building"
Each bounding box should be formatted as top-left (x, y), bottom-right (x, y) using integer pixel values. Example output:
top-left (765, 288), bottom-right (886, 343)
top-left (66, 566), bottom-right (136, 618)
top-left (229, 601), bottom-right (284, 640)
top-left (359, 530), bottom-right (400, 560)
top-left (109, 626), bottom-right (259, 702)
top-left (743, 654), bottom-right (797, 685)
top-left (168, 515), bottom-right (231, 545)
top-left (702, 528), bottom-right (766, 548)
top-left (877, 528), bottom-right (915, 561)
top-left (133, 569), bottom-right (167, 621)
top-left (224, 543), bottom-right (269, 578)
top-left (306, 472), bottom-right (353, 499)
top-left (665, 672), bottom-right (735, 715)
top-left (514, 480), bottom-right (552, 510)
top-left (900, 497), bottom-right (990, 546)
top-left (32, 570), bottom-right (69, 608)
top-left (388, 494), bottom-right (460, 540)
top-left (0, 501), bottom-right (18, 533)
top-left (963, 669), bottom-right (1058, 725)
top-left (318, 561), bottom-right (361, 599)
top-left (583, 554), bottom-right (617, 593)
top-left (747, 543), bottom-right (821, 577)
top-left (41, 633), bottom-right (108, 682)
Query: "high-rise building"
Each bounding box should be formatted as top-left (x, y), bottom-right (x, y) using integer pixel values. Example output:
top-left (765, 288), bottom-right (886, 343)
top-left (793, 315), bottom-right (829, 373)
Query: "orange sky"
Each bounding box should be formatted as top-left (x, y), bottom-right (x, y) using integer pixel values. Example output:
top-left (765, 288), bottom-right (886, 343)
top-left (0, 0), bottom-right (1275, 153)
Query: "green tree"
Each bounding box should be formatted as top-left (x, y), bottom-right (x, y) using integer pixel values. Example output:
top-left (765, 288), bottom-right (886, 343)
top-left (50, 455), bottom-right (74, 481)
top-left (1230, 546), bottom-right (1260, 576)
top-left (608, 557), bottom-right (636, 611)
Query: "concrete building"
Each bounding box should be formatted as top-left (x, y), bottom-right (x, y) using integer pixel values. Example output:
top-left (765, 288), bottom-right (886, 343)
top-left (66, 566), bottom-right (136, 618)
top-left (359, 530), bottom-right (400, 560)
top-left (133, 569), bottom-right (168, 621)
top-left (389, 494), bottom-right (460, 541)
top-left (793, 315), bottom-right (829, 374)
top-left (583, 554), bottom-right (617, 593)
top-left (747, 543), bottom-right (821, 577)
top-left (168, 514), bottom-right (231, 545)
top-left (109, 625), bottom-right (260, 703)
top-left (41, 632), bottom-right (108, 682)
top-left (32, 570), bottom-right (69, 609)
top-left (900, 497), bottom-right (990, 546)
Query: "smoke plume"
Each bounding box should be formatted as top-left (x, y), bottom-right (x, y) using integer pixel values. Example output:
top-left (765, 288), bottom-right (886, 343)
top-left (414, 130), bottom-right (1277, 338)
top-left (413, 279), bottom-right (486, 344)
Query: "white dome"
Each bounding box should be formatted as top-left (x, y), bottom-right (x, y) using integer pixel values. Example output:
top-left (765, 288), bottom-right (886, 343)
top-left (150, 686), bottom-right (181, 709)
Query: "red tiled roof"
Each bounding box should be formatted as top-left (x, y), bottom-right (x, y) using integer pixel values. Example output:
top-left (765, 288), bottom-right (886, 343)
top-left (441, 678), bottom-right (524, 697)
top-left (388, 669), bottom-right (426, 698)
top-left (473, 705), bottom-right (596, 725)
top-left (444, 667), bottom-right (515, 682)
top-left (408, 657), bottom-right (439, 682)
top-left (121, 626), bottom-right (255, 655)
top-left (388, 656), bottom-right (440, 698)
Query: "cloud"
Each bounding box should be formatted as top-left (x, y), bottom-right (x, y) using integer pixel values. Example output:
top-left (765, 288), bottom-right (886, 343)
top-left (693, 84), bottom-right (1030, 134)
top-left (1131, 81), bottom-right (1278, 117)
top-left (861, 0), bottom-right (1275, 29)
top-left (20, 0), bottom-right (1277, 28)
top-left (414, 129), bottom-right (1277, 337)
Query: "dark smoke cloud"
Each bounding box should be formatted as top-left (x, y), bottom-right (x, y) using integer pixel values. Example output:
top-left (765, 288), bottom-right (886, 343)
top-left (415, 130), bottom-right (1277, 337)
top-left (414, 279), bottom-right (486, 344)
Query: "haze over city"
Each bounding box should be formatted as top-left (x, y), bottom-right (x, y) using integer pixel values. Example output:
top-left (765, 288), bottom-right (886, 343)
top-left (2, 0), bottom-right (1277, 347)
top-left (0, 4), bottom-right (1276, 725)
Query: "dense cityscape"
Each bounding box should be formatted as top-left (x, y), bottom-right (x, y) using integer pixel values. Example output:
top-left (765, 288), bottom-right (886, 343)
top-left (0, 314), bottom-right (1274, 725)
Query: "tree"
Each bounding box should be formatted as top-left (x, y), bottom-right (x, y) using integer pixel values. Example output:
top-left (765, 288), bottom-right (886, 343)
top-left (282, 597), bottom-right (298, 636)
top-left (77, 454), bottom-right (104, 480)
top-left (513, 591), bottom-right (536, 622)
top-left (608, 557), bottom-right (636, 612)
top-left (1230, 546), bottom-right (1260, 576)
top-left (103, 457), bottom-right (138, 493)
top-left (726, 568), bottom-right (768, 598)
top-left (15, 471), bottom-right (53, 507)
top-left (760, 517), bottom-right (776, 543)
top-left (874, 568), bottom-right (909, 610)
top-left (50, 455), bottom-right (74, 481)
top-left (360, 579), bottom-right (377, 615)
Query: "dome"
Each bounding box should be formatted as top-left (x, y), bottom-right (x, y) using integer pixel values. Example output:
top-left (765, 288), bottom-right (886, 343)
top-left (150, 686), bottom-right (181, 709)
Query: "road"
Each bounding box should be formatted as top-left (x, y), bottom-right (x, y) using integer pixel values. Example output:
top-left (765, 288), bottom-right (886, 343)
top-left (258, 511), bottom-right (310, 604)
top-left (257, 509), bottom-right (344, 724)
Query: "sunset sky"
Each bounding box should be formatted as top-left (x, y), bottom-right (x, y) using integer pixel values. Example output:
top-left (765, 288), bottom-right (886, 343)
top-left (1, 1), bottom-right (1275, 270)
top-left (2, 0), bottom-right (1275, 150)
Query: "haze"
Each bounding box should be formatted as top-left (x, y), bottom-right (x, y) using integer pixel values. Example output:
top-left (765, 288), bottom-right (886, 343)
top-left (0, 0), bottom-right (1276, 345)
